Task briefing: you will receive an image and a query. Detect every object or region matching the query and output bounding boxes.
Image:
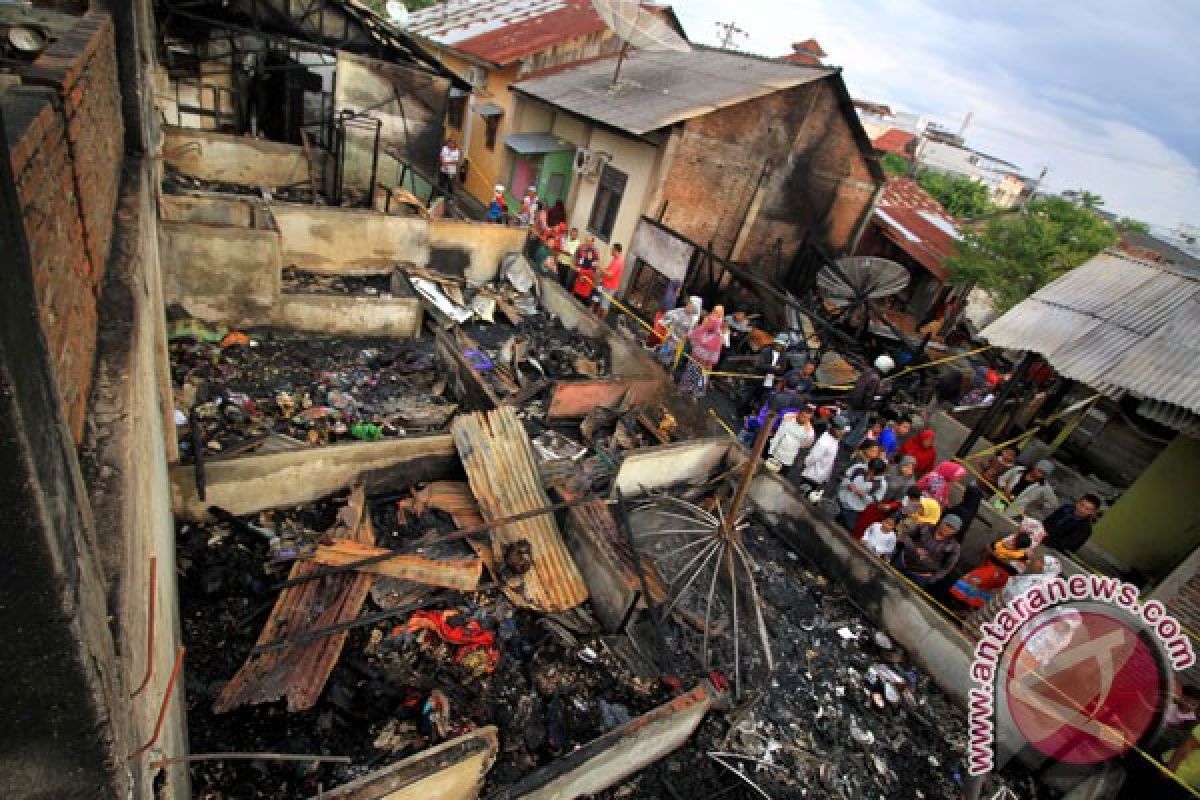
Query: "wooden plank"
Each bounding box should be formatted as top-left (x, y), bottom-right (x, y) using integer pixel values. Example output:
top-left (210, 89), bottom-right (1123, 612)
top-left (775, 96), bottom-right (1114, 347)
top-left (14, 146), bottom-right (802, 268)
top-left (214, 485), bottom-right (374, 713)
top-left (313, 541), bottom-right (482, 590)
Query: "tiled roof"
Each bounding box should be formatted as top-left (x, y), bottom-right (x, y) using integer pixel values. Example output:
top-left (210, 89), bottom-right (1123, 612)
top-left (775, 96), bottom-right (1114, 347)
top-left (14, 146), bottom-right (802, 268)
top-left (872, 128), bottom-right (916, 158)
top-left (407, 0), bottom-right (609, 66)
top-left (781, 38), bottom-right (826, 65)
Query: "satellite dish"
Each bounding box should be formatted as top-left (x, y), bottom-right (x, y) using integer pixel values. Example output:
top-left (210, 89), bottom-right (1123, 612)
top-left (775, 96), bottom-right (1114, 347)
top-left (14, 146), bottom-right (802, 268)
top-left (8, 26), bottom-right (48, 55)
top-left (818, 256), bottom-right (909, 307)
top-left (590, 0), bottom-right (690, 85)
top-left (384, 0), bottom-right (410, 28)
top-left (818, 256), bottom-right (910, 343)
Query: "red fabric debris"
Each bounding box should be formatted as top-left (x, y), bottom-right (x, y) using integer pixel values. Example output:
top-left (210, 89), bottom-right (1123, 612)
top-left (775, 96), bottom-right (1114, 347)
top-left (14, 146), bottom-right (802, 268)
top-left (396, 610), bottom-right (499, 672)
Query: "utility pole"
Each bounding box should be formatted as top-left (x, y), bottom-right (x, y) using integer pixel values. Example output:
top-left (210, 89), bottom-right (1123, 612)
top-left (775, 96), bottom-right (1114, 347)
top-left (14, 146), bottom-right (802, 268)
top-left (714, 20), bottom-right (748, 50)
top-left (1020, 165), bottom-right (1049, 210)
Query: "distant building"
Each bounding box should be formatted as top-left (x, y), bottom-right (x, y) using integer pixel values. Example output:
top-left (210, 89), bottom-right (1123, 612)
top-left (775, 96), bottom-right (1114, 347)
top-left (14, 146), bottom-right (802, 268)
top-left (855, 99), bottom-right (926, 141)
top-left (918, 140), bottom-right (1032, 209)
top-left (407, 0), bottom-right (685, 209)
top-left (872, 128), bottom-right (917, 160)
top-left (781, 38), bottom-right (826, 65)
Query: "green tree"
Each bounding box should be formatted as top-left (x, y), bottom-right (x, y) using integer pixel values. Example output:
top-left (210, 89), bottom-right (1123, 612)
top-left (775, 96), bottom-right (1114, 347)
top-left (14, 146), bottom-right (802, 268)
top-left (947, 197), bottom-right (1119, 312)
top-left (881, 152), bottom-right (910, 177)
top-left (1118, 216), bottom-right (1150, 234)
top-left (916, 169), bottom-right (992, 218)
top-left (1074, 189), bottom-right (1105, 210)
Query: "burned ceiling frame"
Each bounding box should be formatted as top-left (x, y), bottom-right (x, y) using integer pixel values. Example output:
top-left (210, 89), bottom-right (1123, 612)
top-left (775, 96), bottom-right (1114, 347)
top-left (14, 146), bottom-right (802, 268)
top-left (156, 0), bottom-right (466, 87)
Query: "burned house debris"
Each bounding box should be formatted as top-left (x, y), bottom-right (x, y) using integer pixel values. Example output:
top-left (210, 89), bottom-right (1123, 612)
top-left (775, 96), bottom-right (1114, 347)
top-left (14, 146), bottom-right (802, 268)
top-left (11, 3), bottom-right (1186, 800)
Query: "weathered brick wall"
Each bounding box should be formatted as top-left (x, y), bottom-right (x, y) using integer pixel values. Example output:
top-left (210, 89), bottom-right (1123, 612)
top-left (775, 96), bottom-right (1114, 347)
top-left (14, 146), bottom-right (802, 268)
top-left (2, 12), bottom-right (123, 445)
top-left (659, 78), bottom-right (879, 269)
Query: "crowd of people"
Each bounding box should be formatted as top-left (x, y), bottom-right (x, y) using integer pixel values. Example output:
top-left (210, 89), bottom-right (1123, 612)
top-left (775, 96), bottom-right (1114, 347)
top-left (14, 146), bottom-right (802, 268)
top-left (723, 345), bottom-right (1108, 620)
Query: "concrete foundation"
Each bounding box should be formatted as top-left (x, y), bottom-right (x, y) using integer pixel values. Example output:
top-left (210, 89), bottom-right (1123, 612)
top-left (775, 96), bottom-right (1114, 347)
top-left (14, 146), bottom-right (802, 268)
top-left (163, 126), bottom-right (326, 189)
top-left (171, 435), bottom-right (460, 520)
top-left (490, 683), bottom-right (719, 800)
top-left (273, 204), bottom-right (431, 273)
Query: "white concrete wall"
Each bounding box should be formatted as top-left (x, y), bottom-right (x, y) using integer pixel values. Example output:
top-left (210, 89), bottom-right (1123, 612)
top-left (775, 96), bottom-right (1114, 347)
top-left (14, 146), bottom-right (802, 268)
top-left (568, 127), bottom-right (661, 258)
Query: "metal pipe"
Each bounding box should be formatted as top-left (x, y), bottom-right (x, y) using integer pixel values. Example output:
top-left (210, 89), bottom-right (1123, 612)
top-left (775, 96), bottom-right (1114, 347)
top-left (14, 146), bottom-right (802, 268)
top-left (130, 556), bottom-right (158, 698)
top-left (129, 647), bottom-right (185, 761)
top-left (724, 411), bottom-right (776, 537)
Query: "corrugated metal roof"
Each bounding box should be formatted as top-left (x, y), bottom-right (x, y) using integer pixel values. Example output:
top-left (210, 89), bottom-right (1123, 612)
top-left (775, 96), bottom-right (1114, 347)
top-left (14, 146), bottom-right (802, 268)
top-left (407, 0), bottom-right (608, 66)
top-left (504, 131), bottom-right (575, 154)
top-left (513, 47), bottom-right (832, 135)
top-left (981, 250), bottom-right (1200, 428)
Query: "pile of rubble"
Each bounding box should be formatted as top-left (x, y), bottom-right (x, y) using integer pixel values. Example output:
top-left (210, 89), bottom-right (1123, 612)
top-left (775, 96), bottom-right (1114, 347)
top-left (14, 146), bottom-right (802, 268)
top-left (163, 163), bottom-right (321, 204)
top-left (281, 268), bottom-right (393, 297)
top-left (170, 331), bottom-right (456, 461)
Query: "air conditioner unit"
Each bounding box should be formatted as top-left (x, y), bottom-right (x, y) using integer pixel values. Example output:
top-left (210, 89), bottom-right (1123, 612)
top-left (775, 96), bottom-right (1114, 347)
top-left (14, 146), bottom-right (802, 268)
top-left (572, 147), bottom-right (593, 174)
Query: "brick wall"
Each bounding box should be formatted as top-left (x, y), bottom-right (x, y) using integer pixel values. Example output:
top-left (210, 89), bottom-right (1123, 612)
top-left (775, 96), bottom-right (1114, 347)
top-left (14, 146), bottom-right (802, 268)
top-left (659, 78), bottom-right (879, 269)
top-left (2, 12), bottom-right (123, 445)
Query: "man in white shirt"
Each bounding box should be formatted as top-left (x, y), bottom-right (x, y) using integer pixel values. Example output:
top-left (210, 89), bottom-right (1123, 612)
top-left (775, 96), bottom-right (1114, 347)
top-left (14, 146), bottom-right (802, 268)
top-left (800, 415), bottom-right (850, 495)
top-left (438, 138), bottom-right (461, 197)
top-left (862, 514), bottom-right (898, 559)
top-left (768, 408), bottom-right (815, 481)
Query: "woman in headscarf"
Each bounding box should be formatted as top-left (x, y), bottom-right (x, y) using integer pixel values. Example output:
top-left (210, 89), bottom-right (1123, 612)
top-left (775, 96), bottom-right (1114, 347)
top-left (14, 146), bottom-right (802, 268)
top-left (917, 460), bottom-right (968, 506)
top-left (679, 307), bottom-right (725, 398)
top-left (898, 428), bottom-right (938, 476)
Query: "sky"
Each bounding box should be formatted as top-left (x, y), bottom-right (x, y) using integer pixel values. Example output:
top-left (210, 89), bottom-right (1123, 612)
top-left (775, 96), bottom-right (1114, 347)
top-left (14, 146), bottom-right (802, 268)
top-left (672, 0), bottom-right (1200, 229)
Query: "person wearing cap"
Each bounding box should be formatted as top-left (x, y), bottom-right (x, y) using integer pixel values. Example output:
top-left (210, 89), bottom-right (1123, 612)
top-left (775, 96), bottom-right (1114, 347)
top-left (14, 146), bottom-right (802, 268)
top-left (1041, 493), bottom-right (1101, 553)
top-left (896, 513), bottom-right (963, 587)
top-left (799, 414), bottom-right (850, 493)
top-left (485, 184), bottom-right (508, 224)
top-left (768, 407), bottom-right (815, 481)
top-left (837, 456), bottom-right (889, 531)
top-left (996, 459), bottom-right (1059, 520)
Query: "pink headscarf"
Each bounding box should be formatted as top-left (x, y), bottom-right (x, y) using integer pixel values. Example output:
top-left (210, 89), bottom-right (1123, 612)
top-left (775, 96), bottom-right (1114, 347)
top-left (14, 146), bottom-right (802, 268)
top-left (917, 460), bottom-right (968, 505)
top-left (688, 310), bottom-right (725, 366)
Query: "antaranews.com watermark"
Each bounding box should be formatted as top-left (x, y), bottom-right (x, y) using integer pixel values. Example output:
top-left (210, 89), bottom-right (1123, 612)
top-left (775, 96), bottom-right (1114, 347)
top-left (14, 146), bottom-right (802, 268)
top-left (967, 573), bottom-right (1196, 775)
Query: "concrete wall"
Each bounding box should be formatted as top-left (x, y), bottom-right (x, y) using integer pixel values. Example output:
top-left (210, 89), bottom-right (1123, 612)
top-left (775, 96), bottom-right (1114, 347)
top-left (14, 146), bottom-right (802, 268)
top-left (163, 126), bottom-right (326, 189)
top-left (493, 684), bottom-right (717, 800)
top-left (567, 126), bottom-right (661, 259)
top-left (273, 204), bottom-right (431, 273)
top-left (159, 220), bottom-right (282, 319)
top-left (322, 727), bottom-right (497, 800)
top-left (334, 52), bottom-right (450, 193)
top-left (272, 295), bottom-right (423, 338)
top-left (158, 193), bottom-right (264, 228)
top-left (89, 161), bottom-right (189, 798)
top-left (429, 218), bottom-right (527, 284)
top-left (1094, 434), bottom-right (1200, 580)
top-left (170, 436), bottom-right (459, 520)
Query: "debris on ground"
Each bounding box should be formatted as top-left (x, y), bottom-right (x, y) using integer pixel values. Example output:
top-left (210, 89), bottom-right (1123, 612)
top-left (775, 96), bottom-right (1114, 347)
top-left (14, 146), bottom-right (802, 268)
top-left (169, 331), bottom-right (455, 461)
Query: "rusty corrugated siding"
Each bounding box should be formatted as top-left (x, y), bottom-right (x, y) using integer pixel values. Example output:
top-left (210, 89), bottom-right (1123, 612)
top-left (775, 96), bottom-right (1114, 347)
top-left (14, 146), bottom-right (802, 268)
top-left (981, 250), bottom-right (1200, 426)
top-left (453, 407), bottom-right (589, 611)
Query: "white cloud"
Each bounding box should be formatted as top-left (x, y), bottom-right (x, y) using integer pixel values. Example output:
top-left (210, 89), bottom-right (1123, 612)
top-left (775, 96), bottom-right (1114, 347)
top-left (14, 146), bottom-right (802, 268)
top-left (674, 0), bottom-right (1200, 227)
